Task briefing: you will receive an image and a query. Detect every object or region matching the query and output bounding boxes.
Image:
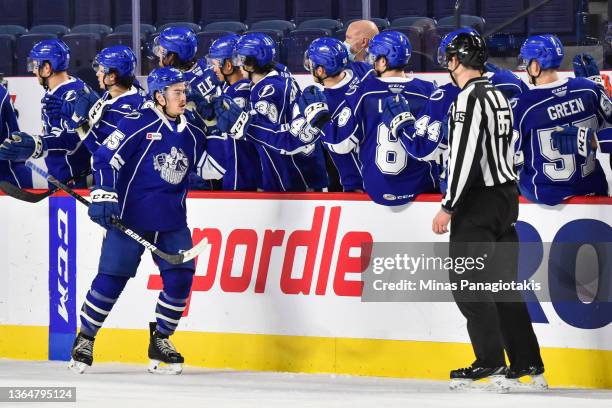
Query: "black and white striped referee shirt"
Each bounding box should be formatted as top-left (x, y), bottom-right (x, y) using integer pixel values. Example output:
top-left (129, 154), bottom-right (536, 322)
top-left (442, 77), bottom-right (518, 213)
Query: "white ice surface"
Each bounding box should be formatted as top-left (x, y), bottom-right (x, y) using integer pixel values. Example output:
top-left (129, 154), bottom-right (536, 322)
top-left (0, 360), bottom-right (611, 408)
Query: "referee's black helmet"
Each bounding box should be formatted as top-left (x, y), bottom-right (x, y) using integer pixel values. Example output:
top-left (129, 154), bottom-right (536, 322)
top-left (438, 29), bottom-right (488, 70)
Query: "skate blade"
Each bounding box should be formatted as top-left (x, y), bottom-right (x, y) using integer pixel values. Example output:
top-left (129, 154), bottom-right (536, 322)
top-left (500, 375), bottom-right (548, 393)
top-left (67, 359), bottom-right (89, 374)
top-left (147, 359), bottom-right (183, 375)
top-left (450, 375), bottom-right (507, 393)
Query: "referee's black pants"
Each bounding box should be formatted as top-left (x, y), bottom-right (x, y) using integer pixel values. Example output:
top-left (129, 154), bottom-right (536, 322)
top-left (449, 182), bottom-right (544, 370)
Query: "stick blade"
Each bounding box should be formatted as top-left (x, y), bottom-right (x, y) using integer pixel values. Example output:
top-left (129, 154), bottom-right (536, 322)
top-left (0, 181), bottom-right (54, 203)
top-left (180, 237), bottom-right (209, 263)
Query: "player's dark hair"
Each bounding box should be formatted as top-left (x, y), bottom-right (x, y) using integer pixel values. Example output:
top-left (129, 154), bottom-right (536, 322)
top-left (165, 52), bottom-right (196, 71)
top-left (107, 68), bottom-right (135, 89)
top-left (242, 56), bottom-right (276, 75)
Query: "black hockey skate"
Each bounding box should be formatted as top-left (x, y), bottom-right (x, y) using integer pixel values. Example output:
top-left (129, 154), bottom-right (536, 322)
top-left (147, 322), bottom-right (184, 375)
top-left (449, 366), bottom-right (507, 392)
top-left (68, 332), bottom-right (95, 374)
top-left (500, 366), bottom-right (547, 392)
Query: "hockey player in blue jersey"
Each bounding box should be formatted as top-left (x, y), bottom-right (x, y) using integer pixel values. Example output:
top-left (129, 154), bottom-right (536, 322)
top-left (68, 67), bottom-right (225, 375)
top-left (0, 40), bottom-right (92, 185)
top-left (0, 82), bottom-right (32, 188)
top-left (551, 53), bottom-right (612, 171)
top-left (153, 25), bottom-right (226, 189)
top-left (303, 37), bottom-right (364, 191)
top-left (53, 46), bottom-right (145, 154)
top-left (215, 32), bottom-right (328, 191)
top-left (324, 31), bottom-right (437, 205)
top-left (206, 34), bottom-right (261, 190)
top-left (513, 35), bottom-right (612, 205)
top-left (381, 28), bottom-right (525, 193)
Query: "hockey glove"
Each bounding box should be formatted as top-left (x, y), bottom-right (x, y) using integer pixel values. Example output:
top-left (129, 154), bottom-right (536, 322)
top-left (484, 62), bottom-right (502, 73)
top-left (190, 69), bottom-right (222, 114)
top-left (213, 96), bottom-right (251, 139)
top-left (61, 89), bottom-right (100, 130)
top-left (41, 93), bottom-right (64, 118)
top-left (0, 132), bottom-right (46, 160)
top-left (382, 95), bottom-right (415, 138)
top-left (551, 126), bottom-right (594, 157)
top-left (573, 53), bottom-right (603, 86)
top-left (88, 186), bottom-right (120, 230)
top-left (298, 85), bottom-right (330, 130)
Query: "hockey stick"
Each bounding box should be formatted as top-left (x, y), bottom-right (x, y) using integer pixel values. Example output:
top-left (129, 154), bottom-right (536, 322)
top-left (0, 169), bottom-right (90, 203)
top-left (25, 161), bottom-right (209, 265)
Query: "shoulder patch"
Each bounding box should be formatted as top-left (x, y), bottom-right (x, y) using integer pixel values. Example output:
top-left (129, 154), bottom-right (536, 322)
top-left (63, 90), bottom-right (78, 102)
top-left (430, 88), bottom-right (445, 101)
top-left (235, 82), bottom-right (251, 91)
top-left (258, 84), bottom-right (275, 99)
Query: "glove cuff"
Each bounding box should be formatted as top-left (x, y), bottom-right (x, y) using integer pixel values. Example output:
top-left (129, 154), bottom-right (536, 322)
top-left (91, 188), bottom-right (118, 203)
top-left (576, 127), bottom-right (592, 157)
top-left (230, 111), bottom-right (251, 139)
top-left (389, 112), bottom-right (415, 138)
top-left (31, 134), bottom-right (46, 159)
top-left (587, 75), bottom-right (603, 86)
top-left (304, 102), bottom-right (329, 124)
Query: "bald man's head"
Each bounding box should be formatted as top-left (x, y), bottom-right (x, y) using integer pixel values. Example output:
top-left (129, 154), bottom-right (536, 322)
top-left (345, 20), bottom-right (379, 62)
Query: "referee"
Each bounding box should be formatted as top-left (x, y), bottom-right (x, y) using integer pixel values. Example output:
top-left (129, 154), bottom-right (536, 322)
top-left (432, 30), bottom-right (545, 390)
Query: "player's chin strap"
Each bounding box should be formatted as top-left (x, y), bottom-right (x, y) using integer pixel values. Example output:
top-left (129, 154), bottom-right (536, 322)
top-left (527, 60), bottom-right (543, 85)
top-left (102, 72), bottom-right (117, 92)
top-left (37, 66), bottom-right (53, 90)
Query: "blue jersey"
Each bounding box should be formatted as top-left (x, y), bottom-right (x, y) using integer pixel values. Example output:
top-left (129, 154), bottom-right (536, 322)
top-left (83, 86), bottom-right (145, 154)
top-left (246, 70), bottom-right (328, 191)
top-left (0, 85), bottom-right (32, 187)
top-left (399, 71), bottom-right (525, 194)
top-left (40, 77), bottom-right (92, 182)
top-left (346, 61), bottom-right (374, 82)
top-left (182, 63), bottom-right (229, 190)
top-left (327, 75), bottom-right (438, 205)
top-left (182, 60), bottom-right (210, 129)
top-left (597, 127), bottom-right (612, 153)
top-left (485, 69), bottom-right (526, 100)
top-left (514, 77), bottom-right (612, 205)
top-left (322, 68), bottom-right (364, 191)
top-left (93, 106), bottom-right (225, 231)
top-left (221, 79), bottom-right (261, 190)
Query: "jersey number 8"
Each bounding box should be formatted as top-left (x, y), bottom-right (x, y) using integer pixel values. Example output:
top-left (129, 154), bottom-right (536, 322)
top-left (376, 123), bottom-right (408, 175)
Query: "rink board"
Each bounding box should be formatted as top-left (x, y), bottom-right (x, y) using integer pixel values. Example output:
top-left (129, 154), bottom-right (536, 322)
top-left (0, 192), bottom-right (610, 388)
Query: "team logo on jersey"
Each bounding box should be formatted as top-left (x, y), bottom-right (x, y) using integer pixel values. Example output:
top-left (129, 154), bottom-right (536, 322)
top-left (146, 132), bottom-right (162, 140)
top-left (337, 107), bottom-right (352, 127)
top-left (153, 147), bottom-right (189, 185)
top-left (552, 86), bottom-right (567, 98)
top-left (258, 84), bottom-right (275, 98)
